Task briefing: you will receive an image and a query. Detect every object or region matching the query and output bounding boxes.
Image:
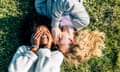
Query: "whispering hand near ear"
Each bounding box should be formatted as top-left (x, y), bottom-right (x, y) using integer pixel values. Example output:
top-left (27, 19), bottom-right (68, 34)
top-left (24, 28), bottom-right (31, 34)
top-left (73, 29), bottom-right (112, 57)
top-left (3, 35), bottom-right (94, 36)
top-left (52, 27), bottom-right (61, 45)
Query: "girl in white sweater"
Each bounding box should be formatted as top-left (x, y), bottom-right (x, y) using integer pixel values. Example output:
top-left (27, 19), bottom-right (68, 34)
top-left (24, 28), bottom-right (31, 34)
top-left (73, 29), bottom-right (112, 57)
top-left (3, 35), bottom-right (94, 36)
top-left (8, 15), bottom-right (75, 72)
top-left (8, 24), bottom-right (64, 72)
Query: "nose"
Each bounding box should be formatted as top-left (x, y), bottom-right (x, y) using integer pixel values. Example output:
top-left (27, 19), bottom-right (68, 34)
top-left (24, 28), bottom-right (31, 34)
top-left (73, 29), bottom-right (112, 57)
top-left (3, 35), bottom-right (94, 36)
top-left (43, 31), bottom-right (47, 35)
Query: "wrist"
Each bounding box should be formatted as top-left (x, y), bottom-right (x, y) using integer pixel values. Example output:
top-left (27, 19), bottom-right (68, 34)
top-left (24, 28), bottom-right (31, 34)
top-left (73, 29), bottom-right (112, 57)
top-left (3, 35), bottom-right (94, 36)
top-left (51, 19), bottom-right (60, 28)
top-left (47, 45), bottom-right (51, 49)
top-left (52, 26), bottom-right (59, 29)
top-left (30, 47), bottom-right (39, 53)
top-left (30, 45), bottom-right (39, 53)
top-left (31, 45), bottom-right (39, 49)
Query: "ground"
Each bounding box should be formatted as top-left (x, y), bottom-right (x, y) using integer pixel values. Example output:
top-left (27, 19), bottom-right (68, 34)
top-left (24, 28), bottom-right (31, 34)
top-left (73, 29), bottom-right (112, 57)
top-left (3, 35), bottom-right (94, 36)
top-left (0, 0), bottom-right (120, 72)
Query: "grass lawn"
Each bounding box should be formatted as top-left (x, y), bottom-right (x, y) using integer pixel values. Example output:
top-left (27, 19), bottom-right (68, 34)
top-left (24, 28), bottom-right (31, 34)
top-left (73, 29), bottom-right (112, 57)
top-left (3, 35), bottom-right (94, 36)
top-left (0, 0), bottom-right (120, 72)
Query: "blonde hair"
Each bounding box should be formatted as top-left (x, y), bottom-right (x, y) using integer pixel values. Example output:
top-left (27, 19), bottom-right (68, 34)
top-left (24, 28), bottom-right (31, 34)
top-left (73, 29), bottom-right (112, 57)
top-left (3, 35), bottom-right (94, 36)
top-left (64, 29), bottom-right (105, 66)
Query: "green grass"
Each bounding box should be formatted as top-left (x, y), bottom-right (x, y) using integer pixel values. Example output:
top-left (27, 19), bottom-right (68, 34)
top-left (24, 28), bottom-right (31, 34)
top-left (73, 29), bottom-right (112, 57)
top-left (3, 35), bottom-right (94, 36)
top-left (0, 0), bottom-right (120, 72)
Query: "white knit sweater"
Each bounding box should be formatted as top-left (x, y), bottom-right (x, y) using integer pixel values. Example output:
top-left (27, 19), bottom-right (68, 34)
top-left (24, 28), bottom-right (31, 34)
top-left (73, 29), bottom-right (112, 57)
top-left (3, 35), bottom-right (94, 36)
top-left (8, 45), bottom-right (64, 72)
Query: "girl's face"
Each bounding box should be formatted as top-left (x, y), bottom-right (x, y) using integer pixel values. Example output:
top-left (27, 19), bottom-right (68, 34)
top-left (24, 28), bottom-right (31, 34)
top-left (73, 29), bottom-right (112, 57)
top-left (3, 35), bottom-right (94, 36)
top-left (58, 26), bottom-right (74, 53)
top-left (36, 25), bottom-right (51, 45)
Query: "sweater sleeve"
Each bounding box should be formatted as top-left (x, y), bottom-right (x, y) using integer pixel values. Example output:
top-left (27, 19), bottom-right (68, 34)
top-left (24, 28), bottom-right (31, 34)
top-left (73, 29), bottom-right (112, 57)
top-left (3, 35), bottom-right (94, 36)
top-left (35, 48), bottom-right (51, 72)
top-left (8, 45), bottom-right (38, 72)
top-left (35, 0), bottom-right (46, 15)
top-left (51, 0), bottom-right (75, 27)
top-left (52, 0), bottom-right (90, 30)
top-left (35, 49), bottom-right (64, 72)
top-left (70, 1), bottom-right (90, 30)
top-left (50, 51), bottom-right (64, 72)
top-left (51, 0), bottom-right (64, 27)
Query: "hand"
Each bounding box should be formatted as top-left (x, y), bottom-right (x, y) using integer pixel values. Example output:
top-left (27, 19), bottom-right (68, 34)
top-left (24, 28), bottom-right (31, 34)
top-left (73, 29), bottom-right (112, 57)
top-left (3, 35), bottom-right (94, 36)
top-left (45, 31), bottom-right (53, 48)
top-left (52, 27), bottom-right (61, 45)
top-left (67, 27), bottom-right (74, 40)
top-left (31, 30), bottom-right (43, 49)
top-left (30, 47), bottom-right (39, 53)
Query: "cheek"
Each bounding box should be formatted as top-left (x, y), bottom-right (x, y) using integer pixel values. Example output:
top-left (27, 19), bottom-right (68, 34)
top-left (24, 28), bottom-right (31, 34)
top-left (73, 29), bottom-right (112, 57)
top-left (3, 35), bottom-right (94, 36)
top-left (43, 40), bottom-right (48, 44)
top-left (59, 45), bottom-right (70, 53)
top-left (40, 39), bottom-right (48, 44)
top-left (59, 38), bottom-right (71, 45)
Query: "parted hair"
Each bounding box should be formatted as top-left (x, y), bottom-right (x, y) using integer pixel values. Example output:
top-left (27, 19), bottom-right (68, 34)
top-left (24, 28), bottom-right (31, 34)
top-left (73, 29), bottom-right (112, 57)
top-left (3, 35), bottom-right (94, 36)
top-left (64, 29), bottom-right (105, 66)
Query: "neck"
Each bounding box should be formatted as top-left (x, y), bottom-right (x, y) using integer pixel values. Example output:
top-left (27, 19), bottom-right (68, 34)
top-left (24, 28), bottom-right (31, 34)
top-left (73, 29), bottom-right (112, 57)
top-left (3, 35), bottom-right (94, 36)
top-left (40, 45), bottom-right (47, 48)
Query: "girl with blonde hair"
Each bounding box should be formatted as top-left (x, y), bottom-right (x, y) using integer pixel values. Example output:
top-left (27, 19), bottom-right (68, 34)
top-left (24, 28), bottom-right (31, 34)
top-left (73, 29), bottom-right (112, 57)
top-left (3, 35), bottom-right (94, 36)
top-left (63, 29), bottom-right (105, 66)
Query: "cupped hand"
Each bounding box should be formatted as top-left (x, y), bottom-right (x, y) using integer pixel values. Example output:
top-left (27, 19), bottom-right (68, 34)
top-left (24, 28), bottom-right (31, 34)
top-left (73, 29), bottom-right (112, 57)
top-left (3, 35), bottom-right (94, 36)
top-left (45, 31), bottom-right (53, 48)
top-left (52, 27), bottom-right (61, 45)
top-left (31, 30), bottom-right (43, 49)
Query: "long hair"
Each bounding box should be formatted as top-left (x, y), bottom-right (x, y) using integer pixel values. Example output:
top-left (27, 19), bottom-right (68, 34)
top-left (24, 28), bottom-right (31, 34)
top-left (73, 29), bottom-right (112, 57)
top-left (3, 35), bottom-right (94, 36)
top-left (64, 29), bottom-right (105, 66)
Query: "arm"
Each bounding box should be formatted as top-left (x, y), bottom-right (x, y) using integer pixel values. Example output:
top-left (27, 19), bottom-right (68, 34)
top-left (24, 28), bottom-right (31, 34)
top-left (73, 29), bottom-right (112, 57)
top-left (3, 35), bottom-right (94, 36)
top-left (34, 0), bottom-right (46, 15)
top-left (8, 45), bottom-right (38, 72)
top-left (35, 48), bottom-right (51, 72)
top-left (70, 1), bottom-right (90, 30)
top-left (52, 0), bottom-right (90, 30)
top-left (51, 0), bottom-right (66, 27)
top-left (51, 0), bottom-right (73, 44)
top-left (51, 51), bottom-right (64, 72)
top-left (35, 50), bottom-right (64, 72)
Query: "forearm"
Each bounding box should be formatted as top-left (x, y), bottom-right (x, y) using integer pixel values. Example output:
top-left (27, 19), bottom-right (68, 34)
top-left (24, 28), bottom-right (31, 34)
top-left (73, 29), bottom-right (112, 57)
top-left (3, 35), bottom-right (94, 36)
top-left (8, 46), bottom-right (38, 72)
top-left (30, 47), bottom-right (39, 53)
top-left (51, 51), bottom-right (64, 72)
top-left (70, 2), bottom-right (90, 30)
top-left (34, 0), bottom-right (46, 15)
top-left (51, 0), bottom-right (65, 28)
top-left (35, 48), bottom-right (51, 71)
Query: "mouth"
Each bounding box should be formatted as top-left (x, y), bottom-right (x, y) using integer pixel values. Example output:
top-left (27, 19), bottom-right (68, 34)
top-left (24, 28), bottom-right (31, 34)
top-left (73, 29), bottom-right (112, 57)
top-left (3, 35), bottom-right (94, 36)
top-left (40, 33), bottom-right (49, 45)
top-left (41, 34), bottom-right (47, 39)
top-left (41, 33), bottom-right (48, 40)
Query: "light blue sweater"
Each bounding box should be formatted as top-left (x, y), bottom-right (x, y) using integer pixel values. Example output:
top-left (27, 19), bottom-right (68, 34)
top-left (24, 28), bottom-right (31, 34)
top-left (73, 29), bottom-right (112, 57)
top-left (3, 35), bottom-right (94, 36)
top-left (8, 45), bottom-right (64, 72)
top-left (35, 0), bottom-right (90, 30)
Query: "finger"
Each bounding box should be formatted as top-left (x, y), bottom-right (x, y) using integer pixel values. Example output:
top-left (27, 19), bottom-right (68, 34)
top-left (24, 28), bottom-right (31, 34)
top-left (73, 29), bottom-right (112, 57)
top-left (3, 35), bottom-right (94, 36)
top-left (33, 31), bottom-right (42, 39)
top-left (52, 30), bottom-right (55, 39)
top-left (56, 32), bottom-right (61, 44)
top-left (52, 28), bottom-right (60, 44)
top-left (35, 31), bottom-right (43, 39)
top-left (31, 33), bottom-right (36, 42)
top-left (47, 32), bottom-right (53, 41)
top-left (33, 31), bottom-right (39, 38)
top-left (31, 33), bottom-right (35, 39)
top-left (46, 31), bottom-right (50, 39)
top-left (55, 31), bottom-right (61, 44)
top-left (52, 32), bottom-right (57, 44)
top-left (58, 31), bottom-right (62, 40)
top-left (54, 33), bottom-right (59, 44)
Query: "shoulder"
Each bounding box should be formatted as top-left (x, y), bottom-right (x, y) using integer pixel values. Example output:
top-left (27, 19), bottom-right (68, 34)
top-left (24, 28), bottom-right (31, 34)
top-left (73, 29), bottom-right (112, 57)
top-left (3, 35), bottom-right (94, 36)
top-left (17, 45), bottom-right (31, 53)
top-left (51, 50), bottom-right (64, 58)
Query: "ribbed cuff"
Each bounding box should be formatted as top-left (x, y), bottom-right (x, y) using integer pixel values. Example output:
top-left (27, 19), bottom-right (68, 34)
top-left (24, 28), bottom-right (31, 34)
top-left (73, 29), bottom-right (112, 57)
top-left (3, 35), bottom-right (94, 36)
top-left (25, 51), bottom-right (38, 61)
top-left (51, 18), bottom-right (60, 28)
top-left (37, 48), bottom-right (51, 58)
